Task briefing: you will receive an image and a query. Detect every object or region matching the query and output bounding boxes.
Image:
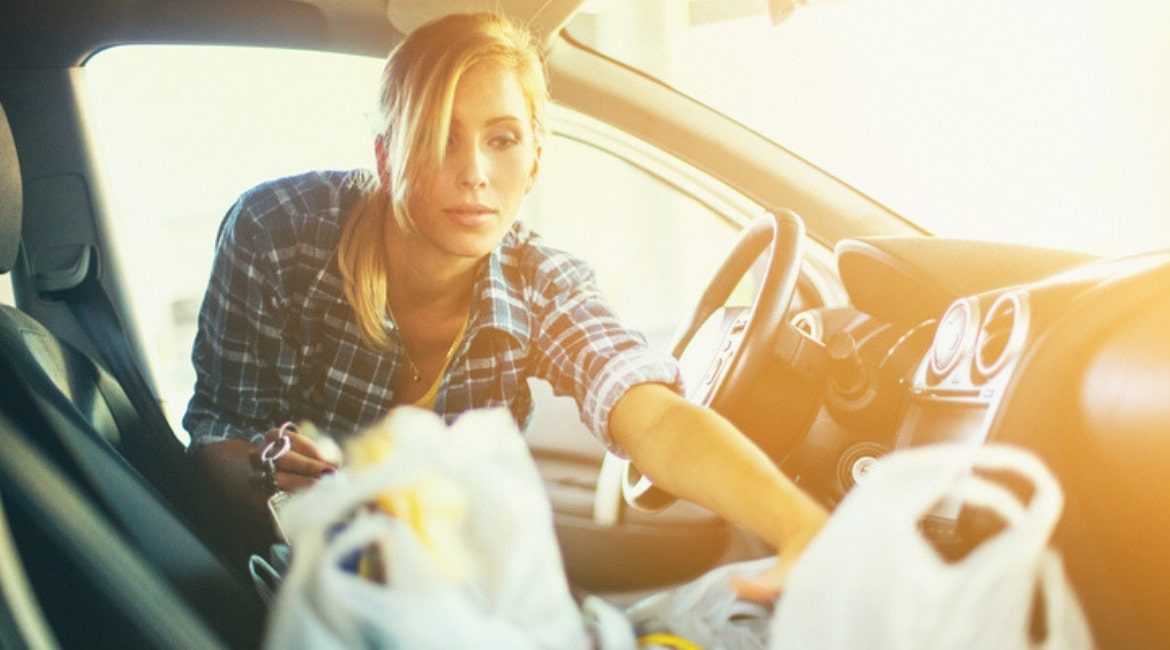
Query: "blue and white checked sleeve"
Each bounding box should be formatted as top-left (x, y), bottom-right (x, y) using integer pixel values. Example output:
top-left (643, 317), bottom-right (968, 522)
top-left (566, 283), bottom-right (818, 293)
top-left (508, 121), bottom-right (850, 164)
top-left (183, 190), bottom-right (303, 447)
top-left (528, 253), bottom-right (683, 455)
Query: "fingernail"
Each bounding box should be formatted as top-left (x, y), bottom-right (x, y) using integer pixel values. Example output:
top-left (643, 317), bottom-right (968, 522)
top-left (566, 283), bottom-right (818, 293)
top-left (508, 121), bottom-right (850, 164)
top-left (321, 468), bottom-right (336, 476)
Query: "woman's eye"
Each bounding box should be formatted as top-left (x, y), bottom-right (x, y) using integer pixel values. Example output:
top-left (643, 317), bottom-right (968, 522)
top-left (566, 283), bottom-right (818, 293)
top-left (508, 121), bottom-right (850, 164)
top-left (490, 133), bottom-right (520, 149)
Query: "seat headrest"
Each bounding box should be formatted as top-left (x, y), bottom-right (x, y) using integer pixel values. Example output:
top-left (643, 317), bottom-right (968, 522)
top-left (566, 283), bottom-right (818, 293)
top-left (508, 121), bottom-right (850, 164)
top-left (0, 103), bottom-right (22, 275)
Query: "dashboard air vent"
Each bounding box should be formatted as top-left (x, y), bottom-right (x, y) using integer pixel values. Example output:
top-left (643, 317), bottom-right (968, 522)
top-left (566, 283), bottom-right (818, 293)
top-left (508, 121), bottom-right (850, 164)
top-left (974, 292), bottom-right (1028, 381)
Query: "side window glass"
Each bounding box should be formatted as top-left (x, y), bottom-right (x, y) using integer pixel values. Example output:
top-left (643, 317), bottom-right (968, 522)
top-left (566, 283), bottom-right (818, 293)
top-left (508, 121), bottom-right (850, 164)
top-left (0, 275), bottom-right (13, 305)
top-left (84, 46), bottom-right (757, 439)
top-left (523, 134), bottom-right (744, 351)
top-left (85, 46), bottom-right (384, 438)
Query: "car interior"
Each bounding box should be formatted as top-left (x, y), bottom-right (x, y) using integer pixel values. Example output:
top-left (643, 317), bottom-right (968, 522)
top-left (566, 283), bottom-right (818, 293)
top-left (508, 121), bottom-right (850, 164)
top-left (1, 0), bottom-right (1169, 648)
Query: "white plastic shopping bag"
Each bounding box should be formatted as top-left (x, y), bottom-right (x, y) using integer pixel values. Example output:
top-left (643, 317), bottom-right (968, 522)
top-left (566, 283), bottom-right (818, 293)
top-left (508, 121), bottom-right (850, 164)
top-left (625, 556), bottom-right (775, 650)
top-left (263, 407), bottom-right (591, 649)
top-left (770, 444), bottom-right (1094, 650)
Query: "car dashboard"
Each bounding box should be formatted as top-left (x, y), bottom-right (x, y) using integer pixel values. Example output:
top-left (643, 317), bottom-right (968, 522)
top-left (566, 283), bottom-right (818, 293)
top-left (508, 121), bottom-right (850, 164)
top-left (791, 236), bottom-right (1170, 647)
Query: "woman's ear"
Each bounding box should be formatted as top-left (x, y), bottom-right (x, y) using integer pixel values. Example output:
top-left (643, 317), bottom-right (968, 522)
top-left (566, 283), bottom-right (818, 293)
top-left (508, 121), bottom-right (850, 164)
top-left (526, 143), bottom-right (542, 194)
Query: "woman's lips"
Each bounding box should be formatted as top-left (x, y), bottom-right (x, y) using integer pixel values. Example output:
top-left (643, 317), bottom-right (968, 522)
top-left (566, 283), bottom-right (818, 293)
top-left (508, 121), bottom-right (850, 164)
top-left (443, 206), bottom-right (497, 227)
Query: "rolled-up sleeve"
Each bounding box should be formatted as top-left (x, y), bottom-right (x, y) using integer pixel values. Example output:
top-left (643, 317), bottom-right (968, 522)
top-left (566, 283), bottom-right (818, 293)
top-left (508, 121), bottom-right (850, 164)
top-left (182, 193), bottom-right (300, 448)
top-left (529, 255), bottom-right (682, 455)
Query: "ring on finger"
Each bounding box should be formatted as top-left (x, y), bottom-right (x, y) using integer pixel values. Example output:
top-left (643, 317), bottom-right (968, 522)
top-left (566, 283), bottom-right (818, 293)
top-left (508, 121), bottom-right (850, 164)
top-left (260, 435), bottom-right (291, 465)
top-left (262, 469), bottom-right (279, 493)
top-left (261, 458), bottom-right (279, 493)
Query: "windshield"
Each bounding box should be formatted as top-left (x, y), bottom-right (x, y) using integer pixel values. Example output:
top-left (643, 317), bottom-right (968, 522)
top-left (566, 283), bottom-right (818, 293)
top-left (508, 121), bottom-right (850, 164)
top-left (568, 0), bottom-right (1170, 257)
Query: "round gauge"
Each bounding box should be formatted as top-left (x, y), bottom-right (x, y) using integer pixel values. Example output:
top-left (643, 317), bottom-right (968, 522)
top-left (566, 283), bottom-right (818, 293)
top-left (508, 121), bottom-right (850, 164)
top-left (929, 299), bottom-right (974, 379)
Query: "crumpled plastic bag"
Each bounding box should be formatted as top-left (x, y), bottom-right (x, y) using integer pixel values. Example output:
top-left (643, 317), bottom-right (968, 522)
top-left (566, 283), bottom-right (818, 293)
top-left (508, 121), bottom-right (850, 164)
top-left (625, 556), bottom-right (775, 650)
top-left (263, 406), bottom-right (591, 649)
top-left (770, 444), bottom-right (1094, 650)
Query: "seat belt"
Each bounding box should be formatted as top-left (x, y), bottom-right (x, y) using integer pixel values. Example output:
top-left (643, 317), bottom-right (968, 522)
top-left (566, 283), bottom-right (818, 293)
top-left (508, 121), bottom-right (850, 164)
top-left (48, 264), bottom-right (202, 528)
top-left (47, 255), bottom-right (279, 569)
top-left (52, 266), bottom-right (186, 460)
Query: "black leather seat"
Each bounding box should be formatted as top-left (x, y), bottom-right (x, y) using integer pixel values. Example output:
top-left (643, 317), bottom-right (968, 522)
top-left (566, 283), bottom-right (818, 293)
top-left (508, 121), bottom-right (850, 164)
top-left (0, 102), bottom-right (264, 648)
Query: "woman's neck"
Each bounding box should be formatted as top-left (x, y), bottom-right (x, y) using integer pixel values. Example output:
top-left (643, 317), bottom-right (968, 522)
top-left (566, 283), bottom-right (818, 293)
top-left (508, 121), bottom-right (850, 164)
top-left (384, 225), bottom-right (480, 316)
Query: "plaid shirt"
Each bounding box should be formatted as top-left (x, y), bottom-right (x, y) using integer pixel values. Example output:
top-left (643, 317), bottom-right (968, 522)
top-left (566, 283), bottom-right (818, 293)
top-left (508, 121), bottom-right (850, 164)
top-left (183, 170), bottom-right (682, 451)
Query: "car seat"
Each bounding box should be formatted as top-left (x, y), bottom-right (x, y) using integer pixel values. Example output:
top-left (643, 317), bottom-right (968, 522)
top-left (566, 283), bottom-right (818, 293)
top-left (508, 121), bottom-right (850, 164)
top-left (0, 101), bottom-right (265, 648)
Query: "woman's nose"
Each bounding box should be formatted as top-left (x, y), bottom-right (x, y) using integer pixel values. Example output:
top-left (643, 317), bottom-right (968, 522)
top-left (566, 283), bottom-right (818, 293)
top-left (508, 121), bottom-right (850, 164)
top-left (456, 146), bottom-right (488, 189)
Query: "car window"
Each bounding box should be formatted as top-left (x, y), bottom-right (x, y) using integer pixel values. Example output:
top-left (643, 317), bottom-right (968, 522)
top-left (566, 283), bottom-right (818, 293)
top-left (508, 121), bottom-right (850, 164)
top-left (524, 129), bottom-right (743, 350)
top-left (569, 0), bottom-right (1170, 257)
top-left (85, 46), bottom-right (383, 438)
top-left (84, 45), bottom-right (750, 437)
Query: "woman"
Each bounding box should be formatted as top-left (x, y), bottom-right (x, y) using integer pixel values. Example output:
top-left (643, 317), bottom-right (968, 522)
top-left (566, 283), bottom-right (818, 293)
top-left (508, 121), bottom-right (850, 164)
top-left (185, 11), bottom-right (825, 600)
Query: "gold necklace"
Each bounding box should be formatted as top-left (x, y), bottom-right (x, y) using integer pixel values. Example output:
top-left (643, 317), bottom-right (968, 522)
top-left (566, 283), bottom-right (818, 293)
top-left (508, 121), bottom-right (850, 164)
top-left (384, 299), bottom-right (466, 383)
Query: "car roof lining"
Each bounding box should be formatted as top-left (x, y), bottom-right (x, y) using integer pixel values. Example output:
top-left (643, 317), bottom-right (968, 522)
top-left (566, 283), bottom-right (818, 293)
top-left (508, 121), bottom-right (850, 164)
top-left (0, 0), bottom-right (586, 68)
top-left (2, 1), bottom-right (377, 67)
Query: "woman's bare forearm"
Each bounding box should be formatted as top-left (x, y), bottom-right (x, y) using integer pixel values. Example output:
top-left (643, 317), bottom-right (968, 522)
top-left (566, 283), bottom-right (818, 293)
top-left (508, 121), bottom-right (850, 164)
top-left (608, 383), bottom-right (826, 553)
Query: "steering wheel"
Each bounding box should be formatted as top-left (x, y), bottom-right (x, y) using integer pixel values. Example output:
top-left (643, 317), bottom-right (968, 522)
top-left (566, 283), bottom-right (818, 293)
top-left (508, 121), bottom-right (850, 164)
top-left (613, 210), bottom-right (829, 514)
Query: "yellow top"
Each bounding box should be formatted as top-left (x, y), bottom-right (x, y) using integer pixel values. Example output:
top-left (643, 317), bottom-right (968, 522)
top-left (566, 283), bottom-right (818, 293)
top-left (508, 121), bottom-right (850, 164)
top-left (413, 315), bottom-right (469, 410)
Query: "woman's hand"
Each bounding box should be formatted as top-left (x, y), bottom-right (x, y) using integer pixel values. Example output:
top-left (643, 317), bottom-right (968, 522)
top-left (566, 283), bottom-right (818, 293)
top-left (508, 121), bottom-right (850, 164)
top-left (253, 425), bottom-right (340, 493)
top-left (192, 427), bottom-right (341, 524)
top-left (732, 502), bottom-right (828, 603)
top-left (610, 385), bottom-right (831, 604)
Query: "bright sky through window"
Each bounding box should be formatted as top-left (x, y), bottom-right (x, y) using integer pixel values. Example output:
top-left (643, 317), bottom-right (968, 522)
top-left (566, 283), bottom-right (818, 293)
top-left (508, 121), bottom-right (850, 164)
top-left (574, 0), bottom-right (1170, 257)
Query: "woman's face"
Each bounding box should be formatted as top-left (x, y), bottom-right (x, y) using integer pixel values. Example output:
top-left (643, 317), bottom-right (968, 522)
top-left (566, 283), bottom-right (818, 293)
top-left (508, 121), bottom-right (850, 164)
top-left (399, 61), bottom-right (540, 262)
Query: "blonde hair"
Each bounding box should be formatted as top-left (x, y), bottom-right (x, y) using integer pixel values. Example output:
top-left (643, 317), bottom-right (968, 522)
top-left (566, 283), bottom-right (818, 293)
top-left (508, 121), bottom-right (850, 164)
top-left (337, 12), bottom-right (549, 349)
